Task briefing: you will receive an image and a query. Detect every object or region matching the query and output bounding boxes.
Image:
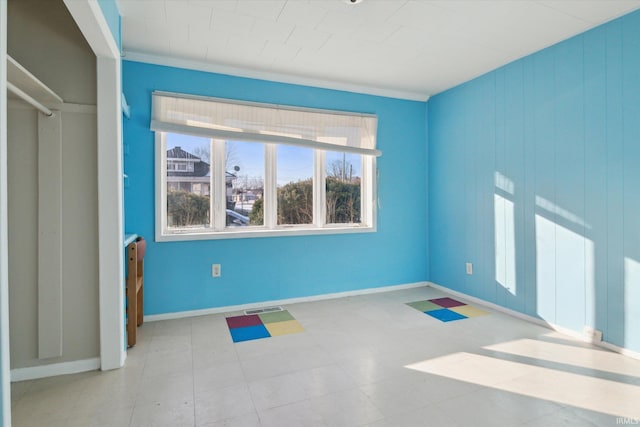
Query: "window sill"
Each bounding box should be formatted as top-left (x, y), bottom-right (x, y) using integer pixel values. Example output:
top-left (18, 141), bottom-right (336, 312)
top-left (156, 224), bottom-right (376, 242)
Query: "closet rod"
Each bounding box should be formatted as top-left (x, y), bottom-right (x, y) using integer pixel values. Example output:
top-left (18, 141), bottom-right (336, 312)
top-left (7, 81), bottom-right (54, 117)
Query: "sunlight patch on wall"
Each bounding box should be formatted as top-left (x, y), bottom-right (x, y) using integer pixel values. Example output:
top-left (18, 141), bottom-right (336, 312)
top-left (535, 211), bottom-right (592, 327)
top-left (535, 195), bottom-right (590, 229)
top-left (495, 193), bottom-right (516, 295)
top-left (585, 238), bottom-right (595, 328)
top-left (535, 214), bottom-right (556, 321)
top-left (555, 220), bottom-right (587, 328)
top-left (494, 171), bottom-right (514, 195)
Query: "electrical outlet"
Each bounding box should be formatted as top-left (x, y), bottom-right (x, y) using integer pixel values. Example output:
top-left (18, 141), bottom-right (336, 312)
top-left (211, 264), bottom-right (221, 278)
top-left (466, 262), bottom-right (473, 275)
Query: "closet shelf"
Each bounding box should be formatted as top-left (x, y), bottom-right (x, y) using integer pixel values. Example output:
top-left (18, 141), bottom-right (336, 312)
top-left (7, 55), bottom-right (63, 107)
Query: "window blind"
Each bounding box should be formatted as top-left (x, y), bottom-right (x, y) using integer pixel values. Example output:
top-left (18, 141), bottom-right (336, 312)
top-left (151, 91), bottom-right (381, 157)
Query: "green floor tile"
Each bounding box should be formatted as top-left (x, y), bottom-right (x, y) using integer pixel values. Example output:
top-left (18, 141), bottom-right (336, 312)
top-left (259, 310), bottom-right (295, 324)
top-left (407, 300), bottom-right (442, 312)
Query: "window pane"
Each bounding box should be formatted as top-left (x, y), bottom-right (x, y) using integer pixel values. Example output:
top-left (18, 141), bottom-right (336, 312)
top-left (166, 133), bottom-right (211, 230)
top-left (326, 152), bottom-right (361, 224)
top-left (277, 146), bottom-right (313, 225)
top-left (226, 141), bottom-right (264, 227)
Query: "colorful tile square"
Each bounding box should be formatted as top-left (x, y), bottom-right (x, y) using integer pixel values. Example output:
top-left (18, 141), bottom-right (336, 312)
top-left (429, 297), bottom-right (466, 308)
top-left (264, 319), bottom-right (305, 336)
top-left (450, 305), bottom-right (489, 318)
top-left (259, 310), bottom-right (295, 324)
top-left (229, 324), bottom-right (271, 343)
top-left (226, 309), bottom-right (304, 342)
top-left (226, 314), bottom-right (263, 329)
top-left (406, 298), bottom-right (489, 323)
top-left (426, 308), bottom-right (468, 322)
top-left (407, 300), bottom-right (442, 312)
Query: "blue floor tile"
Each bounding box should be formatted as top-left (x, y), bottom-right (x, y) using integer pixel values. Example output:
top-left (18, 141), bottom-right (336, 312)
top-left (425, 308), bottom-right (468, 322)
top-left (229, 324), bottom-right (271, 342)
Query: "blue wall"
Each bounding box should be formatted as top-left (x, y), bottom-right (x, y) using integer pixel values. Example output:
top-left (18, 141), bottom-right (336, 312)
top-left (123, 61), bottom-right (428, 316)
top-left (428, 10), bottom-right (640, 352)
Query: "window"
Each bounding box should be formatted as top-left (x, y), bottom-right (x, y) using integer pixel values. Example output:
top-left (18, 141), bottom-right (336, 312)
top-left (277, 146), bottom-right (313, 226)
top-left (153, 92), bottom-right (380, 241)
top-left (226, 140), bottom-right (264, 227)
top-left (326, 151), bottom-right (361, 224)
top-left (164, 134), bottom-right (211, 231)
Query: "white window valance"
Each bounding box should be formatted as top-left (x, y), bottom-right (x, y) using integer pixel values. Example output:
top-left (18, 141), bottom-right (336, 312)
top-left (151, 91), bottom-right (381, 157)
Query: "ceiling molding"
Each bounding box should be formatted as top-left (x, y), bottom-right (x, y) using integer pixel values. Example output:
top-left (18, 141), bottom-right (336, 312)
top-left (122, 50), bottom-right (431, 102)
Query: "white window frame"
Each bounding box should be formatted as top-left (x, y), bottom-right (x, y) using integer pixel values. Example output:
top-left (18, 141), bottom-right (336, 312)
top-left (156, 132), bottom-right (377, 241)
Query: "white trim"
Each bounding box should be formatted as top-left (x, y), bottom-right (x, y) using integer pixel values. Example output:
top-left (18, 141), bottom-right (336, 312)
top-left (314, 150), bottom-right (326, 227)
top-left (594, 339), bottom-right (640, 361)
top-left (156, 224), bottom-right (376, 242)
top-left (365, 157), bottom-right (377, 229)
top-left (212, 139), bottom-right (226, 231)
top-left (62, 0), bottom-right (125, 376)
top-left (65, 0), bottom-right (126, 372)
top-left (1, 0), bottom-right (12, 424)
top-left (145, 281), bottom-right (428, 322)
top-left (427, 282), bottom-right (640, 361)
top-left (124, 53), bottom-right (431, 102)
top-left (63, 0), bottom-right (119, 59)
top-left (156, 132), bottom-right (167, 238)
top-left (10, 358), bottom-right (100, 382)
top-left (264, 144), bottom-right (277, 229)
top-left (96, 56), bottom-right (125, 370)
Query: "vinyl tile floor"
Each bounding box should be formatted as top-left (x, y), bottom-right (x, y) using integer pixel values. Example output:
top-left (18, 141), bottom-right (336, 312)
top-left (10, 286), bottom-right (640, 426)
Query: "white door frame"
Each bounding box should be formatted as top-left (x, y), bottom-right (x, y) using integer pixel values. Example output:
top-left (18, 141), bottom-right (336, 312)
top-left (63, 0), bottom-right (125, 371)
top-left (1, 0), bottom-right (13, 424)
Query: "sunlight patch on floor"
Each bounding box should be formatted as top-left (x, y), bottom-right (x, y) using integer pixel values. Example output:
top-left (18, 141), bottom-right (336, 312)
top-left (405, 344), bottom-right (640, 419)
top-left (484, 337), bottom-right (640, 378)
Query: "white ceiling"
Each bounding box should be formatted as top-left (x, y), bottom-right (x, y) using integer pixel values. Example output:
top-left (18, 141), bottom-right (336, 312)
top-left (117, 0), bottom-right (640, 100)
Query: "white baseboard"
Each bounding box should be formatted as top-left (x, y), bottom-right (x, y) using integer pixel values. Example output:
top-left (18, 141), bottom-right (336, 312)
top-left (427, 282), bottom-right (640, 361)
top-left (11, 357), bottom-right (100, 382)
top-left (145, 281), bottom-right (429, 322)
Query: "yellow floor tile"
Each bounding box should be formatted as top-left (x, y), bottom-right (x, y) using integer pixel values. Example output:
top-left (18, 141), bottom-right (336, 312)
top-left (450, 305), bottom-right (489, 318)
top-left (264, 319), bottom-right (304, 336)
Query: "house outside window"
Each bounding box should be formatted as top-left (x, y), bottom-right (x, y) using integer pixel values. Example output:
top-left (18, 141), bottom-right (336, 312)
top-left (153, 92), bottom-right (380, 241)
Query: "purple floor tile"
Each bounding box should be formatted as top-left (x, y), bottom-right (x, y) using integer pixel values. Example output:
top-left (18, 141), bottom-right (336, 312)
top-left (226, 314), bottom-right (263, 329)
top-left (429, 297), bottom-right (466, 308)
